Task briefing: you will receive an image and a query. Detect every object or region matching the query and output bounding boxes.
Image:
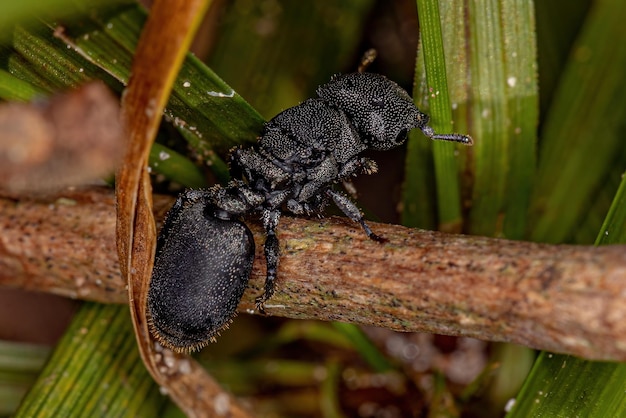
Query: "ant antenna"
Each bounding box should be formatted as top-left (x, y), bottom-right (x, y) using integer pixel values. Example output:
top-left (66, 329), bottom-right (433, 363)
top-left (358, 49), bottom-right (377, 73)
top-left (421, 125), bottom-right (473, 145)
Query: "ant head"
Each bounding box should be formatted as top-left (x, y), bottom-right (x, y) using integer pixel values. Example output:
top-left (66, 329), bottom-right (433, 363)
top-left (316, 72), bottom-right (428, 151)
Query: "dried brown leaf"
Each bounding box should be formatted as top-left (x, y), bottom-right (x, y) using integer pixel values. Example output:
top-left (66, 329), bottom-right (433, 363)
top-left (114, 0), bottom-right (252, 416)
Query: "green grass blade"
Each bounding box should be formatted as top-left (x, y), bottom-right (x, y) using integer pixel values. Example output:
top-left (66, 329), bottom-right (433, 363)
top-left (410, 0), bottom-right (464, 232)
top-left (499, 0), bottom-right (538, 240)
top-left (148, 143), bottom-right (207, 189)
top-left (0, 341), bottom-right (51, 415)
top-left (208, 0), bottom-right (375, 119)
top-left (15, 303), bottom-right (166, 417)
top-left (466, 0), bottom-right (507, 236)
top-left (507, 353), bottom-right (626, 417)
top-left (534, 1), bottom-right (591, 116)
top-left (331, 323), bottom-right (393, 373)
top-left (509, 71), bottom-right (626, 418)
top-left (406, 0), bottom-right (538, 240)
top-left (0, 0), bottom-right (110, 38)
top-left (403, 1), bottom-right (471, 230)
top-left (574, 160), bottom-right (626, 243)
top-left (401, 119), bottom-right (437, 229)
top-left (10, 25), bottom-right (117, 91)
top-left (56, 2), bottom-right (265, 154)
top-left (595, 173), bottom-right (626, 246)
top-left (466, 0), bottom-right (538, 238)
top-left (2, 2), bottom-right (264, 182)
top-left (0, 341), bottom-right (49, 373)
top-left (0, 68), bottom-right (45, 100)
top-left (528, 0), bottom-right (626, 243)
top-left (505, 189), bottom-right (626, 415)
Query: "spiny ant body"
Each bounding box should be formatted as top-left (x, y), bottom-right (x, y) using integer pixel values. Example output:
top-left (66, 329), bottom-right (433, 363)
top-left (148, 71), bottom-right (472, 352)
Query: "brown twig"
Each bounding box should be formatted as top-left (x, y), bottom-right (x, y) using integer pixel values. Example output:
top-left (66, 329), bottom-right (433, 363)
top-left (1, 187), bottom-right (625, 361)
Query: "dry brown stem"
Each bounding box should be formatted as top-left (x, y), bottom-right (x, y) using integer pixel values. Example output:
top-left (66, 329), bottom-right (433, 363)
top-left (111, 0), bottom-right (248, 415)
top-left (1, 187), bottom-right (625, 361)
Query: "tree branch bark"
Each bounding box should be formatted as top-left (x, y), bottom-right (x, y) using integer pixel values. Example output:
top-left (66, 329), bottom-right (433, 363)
top-left (1, 187), bottom-right (625, 361)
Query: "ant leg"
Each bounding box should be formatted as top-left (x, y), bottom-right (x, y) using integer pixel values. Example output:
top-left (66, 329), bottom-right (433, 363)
top-left (230, 147), bottom-right (290, 186)
top-left (326, 189), bottom-right (386, 243)
top-left (256, 209), bottom-right (281, 312)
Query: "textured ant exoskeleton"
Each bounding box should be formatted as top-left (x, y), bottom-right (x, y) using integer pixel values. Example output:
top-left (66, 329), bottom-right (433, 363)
top-left (148, 59), bottom-right (472, 352)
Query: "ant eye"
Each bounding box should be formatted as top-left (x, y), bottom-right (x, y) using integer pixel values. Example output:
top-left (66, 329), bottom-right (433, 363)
top-left (395, 127), bottom-right (408, 144)
top-left (370, 98), bottom-right (385, 109)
